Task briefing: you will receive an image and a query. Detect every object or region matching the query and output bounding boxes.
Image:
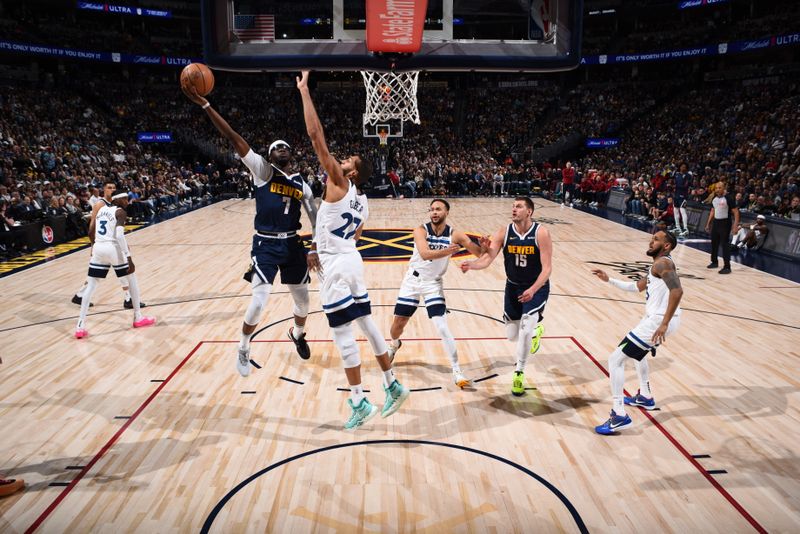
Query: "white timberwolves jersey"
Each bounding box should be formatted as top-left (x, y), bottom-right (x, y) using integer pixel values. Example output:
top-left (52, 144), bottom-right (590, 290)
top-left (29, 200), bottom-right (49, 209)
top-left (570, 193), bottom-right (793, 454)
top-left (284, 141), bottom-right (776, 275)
top-left (316, 183), bottom-right (367, 255)
top-left (408, 223), bottom-right (453, 280)
top-left (645, 256), bottom-right (681, 317)
top-left (94, 202), bottom-right (119, 244)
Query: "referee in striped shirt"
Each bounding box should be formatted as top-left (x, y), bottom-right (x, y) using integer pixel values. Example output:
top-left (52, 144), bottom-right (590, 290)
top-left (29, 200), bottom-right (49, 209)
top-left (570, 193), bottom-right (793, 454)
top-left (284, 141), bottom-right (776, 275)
top-left (704, 182), bottom-right (739, 274)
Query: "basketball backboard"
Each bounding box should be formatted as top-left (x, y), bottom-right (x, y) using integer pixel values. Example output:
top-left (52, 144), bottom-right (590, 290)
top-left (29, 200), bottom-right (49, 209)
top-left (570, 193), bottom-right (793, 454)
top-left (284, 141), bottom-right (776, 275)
top-left (202, 0), bottom-right (582, 72)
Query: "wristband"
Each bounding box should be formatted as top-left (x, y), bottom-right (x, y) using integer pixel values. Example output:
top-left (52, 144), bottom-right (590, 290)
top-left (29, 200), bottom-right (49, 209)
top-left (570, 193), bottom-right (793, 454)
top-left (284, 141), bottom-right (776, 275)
top-left (307, 250), bottom-right (318, 255)
top-left (202, 102), bottom-right (211, 109)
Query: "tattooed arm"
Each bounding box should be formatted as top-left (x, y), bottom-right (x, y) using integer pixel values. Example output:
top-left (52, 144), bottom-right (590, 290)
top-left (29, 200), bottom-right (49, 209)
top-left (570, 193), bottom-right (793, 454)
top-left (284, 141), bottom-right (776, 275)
top-left (650, 257), bottom-right (684, 344)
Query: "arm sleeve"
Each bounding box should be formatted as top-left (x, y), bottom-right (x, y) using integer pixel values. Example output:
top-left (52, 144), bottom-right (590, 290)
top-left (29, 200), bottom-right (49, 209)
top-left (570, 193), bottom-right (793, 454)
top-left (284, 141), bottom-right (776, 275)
top-left (241, 149), bottom-right (273, 187)
top-left (115, 225), bottom-right (130, 258)
top-left (609, 278), bottom-right (639, 292)
top-left (301, 181), bottom-right (317, 240)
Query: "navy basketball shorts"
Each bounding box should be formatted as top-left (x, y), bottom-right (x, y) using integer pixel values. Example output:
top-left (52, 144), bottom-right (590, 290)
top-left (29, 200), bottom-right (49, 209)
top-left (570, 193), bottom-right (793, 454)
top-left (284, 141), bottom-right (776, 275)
top-left (250, 235), bottom-right (310, 285)
top-left (503, 280), bottom-right (549, 323)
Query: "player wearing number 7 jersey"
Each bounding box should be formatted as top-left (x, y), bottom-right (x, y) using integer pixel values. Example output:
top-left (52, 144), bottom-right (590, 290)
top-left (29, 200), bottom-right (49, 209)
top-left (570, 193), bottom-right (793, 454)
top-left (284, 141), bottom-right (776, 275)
top-left (460, 197), bottom-right (552, 396)
top-left (298, 70), bottom-right (409, 430)
top-left (182, 76), bottom-right (318, 377)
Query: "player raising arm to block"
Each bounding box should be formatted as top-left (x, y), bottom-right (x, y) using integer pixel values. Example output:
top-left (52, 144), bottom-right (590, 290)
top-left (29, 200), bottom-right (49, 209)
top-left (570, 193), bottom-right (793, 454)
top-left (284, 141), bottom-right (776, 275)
top-left (297, 70), bottom-right (409, 430)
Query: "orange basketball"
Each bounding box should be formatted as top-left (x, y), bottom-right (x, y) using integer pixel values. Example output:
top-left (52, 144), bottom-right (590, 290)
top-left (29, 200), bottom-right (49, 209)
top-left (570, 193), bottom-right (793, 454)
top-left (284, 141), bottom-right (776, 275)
top-left (180, 63), bottom-right (214, 97)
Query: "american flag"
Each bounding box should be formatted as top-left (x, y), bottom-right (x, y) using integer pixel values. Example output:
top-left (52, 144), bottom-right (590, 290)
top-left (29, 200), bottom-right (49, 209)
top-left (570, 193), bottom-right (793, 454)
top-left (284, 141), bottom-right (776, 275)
top-left (233, 14), bottom-right (276, 41)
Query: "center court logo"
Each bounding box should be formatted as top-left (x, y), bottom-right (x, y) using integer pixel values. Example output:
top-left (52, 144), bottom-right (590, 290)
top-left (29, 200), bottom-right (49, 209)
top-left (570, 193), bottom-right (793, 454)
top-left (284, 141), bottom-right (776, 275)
top-left (301, 229), bottom-right (481, 262)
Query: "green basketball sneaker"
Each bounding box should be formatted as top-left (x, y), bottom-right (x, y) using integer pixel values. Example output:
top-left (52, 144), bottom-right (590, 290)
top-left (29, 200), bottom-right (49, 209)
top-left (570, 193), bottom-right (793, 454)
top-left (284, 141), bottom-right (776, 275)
top-left (512, 371), bottom-right (525, 396)
top-left (530, 324), bottom-right (545, 354)
top-left (344, 398), bottom-right (378, 430)
top-left (381, 380), bottom-right (410, 418)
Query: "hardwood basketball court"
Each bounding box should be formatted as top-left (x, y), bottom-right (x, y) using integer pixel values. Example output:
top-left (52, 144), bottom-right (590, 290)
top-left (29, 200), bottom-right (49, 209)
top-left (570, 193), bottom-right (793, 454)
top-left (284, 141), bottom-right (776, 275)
top-left (1, 198), bottom-right (798, 532)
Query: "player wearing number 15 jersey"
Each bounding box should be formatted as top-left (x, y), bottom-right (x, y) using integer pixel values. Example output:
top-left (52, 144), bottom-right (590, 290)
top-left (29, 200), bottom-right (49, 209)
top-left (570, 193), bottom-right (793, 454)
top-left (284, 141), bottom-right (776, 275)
top-left (298, 70), bottom-right (409, 430)
top-left (461, 197), bottom-right (552, 396)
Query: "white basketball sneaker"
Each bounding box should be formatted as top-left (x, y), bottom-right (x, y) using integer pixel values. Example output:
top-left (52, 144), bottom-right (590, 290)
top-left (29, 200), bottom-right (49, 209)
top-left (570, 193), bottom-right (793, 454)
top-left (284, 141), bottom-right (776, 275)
top-left (387, 340), bottom-right (402, 364)
top-left (453, 370), bottom-right (471, 389)
top-left (237, 347), bottom-right (251, 377)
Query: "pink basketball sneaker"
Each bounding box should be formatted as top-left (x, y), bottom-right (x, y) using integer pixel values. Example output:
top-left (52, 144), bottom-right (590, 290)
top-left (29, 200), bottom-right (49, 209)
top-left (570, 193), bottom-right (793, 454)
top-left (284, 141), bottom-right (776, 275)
top-left (133, 316), bottom-right (156, 329)
top-left (74, 328), bottom-right (89, 339)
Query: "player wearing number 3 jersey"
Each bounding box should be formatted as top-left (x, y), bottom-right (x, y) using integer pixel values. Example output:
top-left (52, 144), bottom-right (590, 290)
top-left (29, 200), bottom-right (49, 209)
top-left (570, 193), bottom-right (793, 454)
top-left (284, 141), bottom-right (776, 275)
top-left (298, 70), bottom-right (409, 430)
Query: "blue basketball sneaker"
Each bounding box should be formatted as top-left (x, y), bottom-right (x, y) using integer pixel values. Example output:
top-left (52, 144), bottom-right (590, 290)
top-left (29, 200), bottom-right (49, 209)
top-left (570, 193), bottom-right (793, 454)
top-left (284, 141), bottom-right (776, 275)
top-left (624, 390), bottom-right (656, 410)
top-left (381, 380), bottom-right (410, 418)
top-left (595, 410), bottom-right (633, 435)
top-left (344, 398), bottom-right (378, 430)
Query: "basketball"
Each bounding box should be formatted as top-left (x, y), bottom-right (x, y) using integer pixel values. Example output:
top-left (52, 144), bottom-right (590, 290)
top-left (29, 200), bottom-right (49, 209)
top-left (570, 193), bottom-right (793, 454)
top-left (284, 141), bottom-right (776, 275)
top-left (180, 62), bottom-right (214, 96)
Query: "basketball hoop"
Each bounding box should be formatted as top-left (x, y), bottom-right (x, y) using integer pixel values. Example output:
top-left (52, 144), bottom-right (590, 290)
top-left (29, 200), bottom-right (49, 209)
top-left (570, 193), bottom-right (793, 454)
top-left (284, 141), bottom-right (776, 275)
top-left (361, 71), bottom-right (420, 127)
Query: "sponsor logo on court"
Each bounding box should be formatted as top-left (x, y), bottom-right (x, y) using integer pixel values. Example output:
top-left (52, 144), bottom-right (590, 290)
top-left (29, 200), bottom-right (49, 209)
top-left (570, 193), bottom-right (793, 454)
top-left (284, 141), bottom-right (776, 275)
top-left (587, 260), bottom-right (704, 280)
top-left (535, 216), bottom-right (572, 225)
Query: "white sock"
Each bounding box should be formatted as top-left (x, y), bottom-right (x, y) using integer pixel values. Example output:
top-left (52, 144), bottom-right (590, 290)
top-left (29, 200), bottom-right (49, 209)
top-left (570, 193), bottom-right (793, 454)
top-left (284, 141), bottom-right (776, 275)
top-left (127, 273), bottom-right (142, 321)
top-left (515, 317), bottom-right (536, 373)
top-left (76, 281), bottom-right (87, 298)
top-left (635, 359), bottom-right (652, 398)
top-left (431, 315), bottom-right (459, 370)
top-left (609, 347), bottom-right (627, 416)
top-left (350, 384), bottom-right (365, 404)
top-left (679, 207), bottom-right (689, 232)
top-left (382, 368), bottom-right (395, 388)
top-left (293, 323), bottom-right (304, 338)
top-left (240, 331), bottom-right (251, 352)
top-left (76, 277), bottom-right (97, 330)
top-left (124, 289), bottom-right (131, 300)
top-left (390, 338), bottom-right (400, 348)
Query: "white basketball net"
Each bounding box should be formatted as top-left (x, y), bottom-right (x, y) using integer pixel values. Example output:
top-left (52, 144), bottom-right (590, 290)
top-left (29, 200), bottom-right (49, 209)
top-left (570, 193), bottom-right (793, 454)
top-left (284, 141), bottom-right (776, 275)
top-left (361, 71), bottom-right (420, 127)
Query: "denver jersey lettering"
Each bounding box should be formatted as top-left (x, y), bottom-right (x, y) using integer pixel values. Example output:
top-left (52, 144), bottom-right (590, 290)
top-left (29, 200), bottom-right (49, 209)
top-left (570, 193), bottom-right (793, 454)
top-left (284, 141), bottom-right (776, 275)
top-left (502, 222), bottom-right (543, 286)
top-left (269, 182), bottom-right (303, 200)
top-left (241, 149), bottom-right (313, 234)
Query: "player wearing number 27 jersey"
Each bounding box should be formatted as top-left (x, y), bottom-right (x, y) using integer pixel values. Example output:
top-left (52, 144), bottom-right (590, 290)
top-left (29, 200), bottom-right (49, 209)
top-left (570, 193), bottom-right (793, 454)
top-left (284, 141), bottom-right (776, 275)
top-left (315, 184), bottom-right (371, 324)
top-left (298, 70), bottom-right (409, 431)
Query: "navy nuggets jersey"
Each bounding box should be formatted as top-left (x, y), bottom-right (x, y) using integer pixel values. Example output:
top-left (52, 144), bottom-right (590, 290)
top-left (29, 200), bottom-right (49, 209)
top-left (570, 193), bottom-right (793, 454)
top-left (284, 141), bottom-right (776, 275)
top-left (503, 222), bottom-right (543, 285)
top-left (674, 172), bottom-right (690, 199)
top-left (242, 149), bottom-right (312, 234)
